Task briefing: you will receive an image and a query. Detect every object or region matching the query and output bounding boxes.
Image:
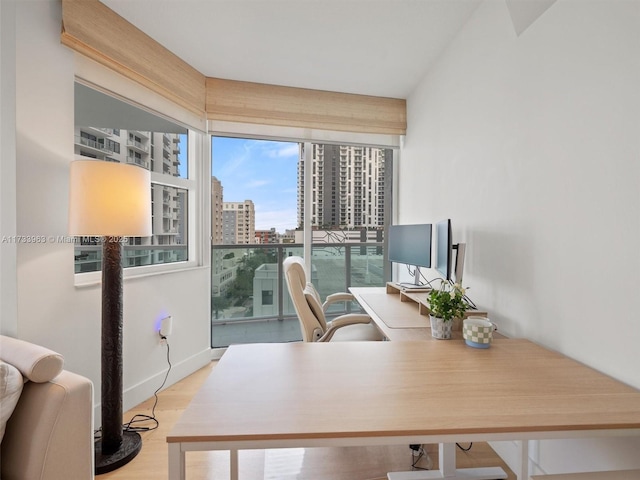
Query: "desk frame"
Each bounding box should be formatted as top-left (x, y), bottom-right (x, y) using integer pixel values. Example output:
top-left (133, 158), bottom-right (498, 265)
top-left (168, 339), bottom-right (640, 480)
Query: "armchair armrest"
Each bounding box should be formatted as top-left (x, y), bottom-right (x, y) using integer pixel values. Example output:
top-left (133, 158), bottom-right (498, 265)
top-left (319, 314), bottom-right (372, 342)
top-left (322, 292), bottom-right (355, 312)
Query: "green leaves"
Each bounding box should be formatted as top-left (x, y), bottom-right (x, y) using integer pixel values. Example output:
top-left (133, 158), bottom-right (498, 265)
top-left (428, 282), bottom-right (468, 322)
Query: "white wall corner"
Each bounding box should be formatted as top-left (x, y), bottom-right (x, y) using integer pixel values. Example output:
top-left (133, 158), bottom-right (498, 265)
top-left (0, 0), bottom-right (18, 336)
top-left (505, 0), bottom-right (558, 36)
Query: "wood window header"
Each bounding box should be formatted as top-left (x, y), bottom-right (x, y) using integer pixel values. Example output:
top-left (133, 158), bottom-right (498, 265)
top-left (61, 0), bottom-right (206, 116)
top-left (206, 78), bottom-right (406, 135)
top-left (61, 0), bottom-right (407, 135)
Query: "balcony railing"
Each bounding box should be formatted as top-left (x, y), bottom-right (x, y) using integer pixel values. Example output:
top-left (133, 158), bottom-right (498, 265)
top-left (127, 138), bottom-right (149, 153)
top-left (75, 136), bottom-right (113, 154)
top-left (211, 242), bottom-right (386, 348)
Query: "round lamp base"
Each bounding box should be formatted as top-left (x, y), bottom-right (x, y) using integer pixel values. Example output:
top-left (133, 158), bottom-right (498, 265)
top-left (95, 431), bottom-right (142, 475)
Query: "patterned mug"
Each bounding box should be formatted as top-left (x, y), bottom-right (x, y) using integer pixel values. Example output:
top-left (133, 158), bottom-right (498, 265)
top-left (462, 317), bottom-right (496, 349)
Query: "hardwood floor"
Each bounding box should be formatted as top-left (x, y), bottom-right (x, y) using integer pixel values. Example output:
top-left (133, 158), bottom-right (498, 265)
top-left (100, 361), bottom-right (516, 480)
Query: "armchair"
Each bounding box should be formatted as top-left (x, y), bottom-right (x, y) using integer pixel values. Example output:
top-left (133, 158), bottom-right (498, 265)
top-left (283, 256), bottom-right (383, 342)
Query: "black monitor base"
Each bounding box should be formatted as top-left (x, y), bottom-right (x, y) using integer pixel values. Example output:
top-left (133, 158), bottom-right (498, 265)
top-left (95, 431), bottom-right (142, 475)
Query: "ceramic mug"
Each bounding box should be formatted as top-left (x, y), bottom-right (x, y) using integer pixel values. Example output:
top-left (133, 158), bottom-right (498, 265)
top-left (462, 317), bottom-right (496, 349)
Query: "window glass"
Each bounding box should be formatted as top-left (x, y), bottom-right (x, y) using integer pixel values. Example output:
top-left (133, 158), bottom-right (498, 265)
top-left (211, 136), bottom-right (392, 348)
top-left (73, 83), bottom-right (191, 273)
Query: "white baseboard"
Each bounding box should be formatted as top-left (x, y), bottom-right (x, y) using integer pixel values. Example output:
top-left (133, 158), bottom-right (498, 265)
top-left (94, 347), bottom-right (213, 427)
top-left (489, 440), bottom-right (546, 478)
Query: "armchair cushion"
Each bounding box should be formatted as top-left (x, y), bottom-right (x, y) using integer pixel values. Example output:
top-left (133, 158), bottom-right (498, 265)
top-left (323, 314), bottom-right (384, 342)
top-left (303, 285), bottom-right (327, 330)
top-left (0, 361), bottom-right (24, 444)
top-left (0, 336), bottom-right (63, 383)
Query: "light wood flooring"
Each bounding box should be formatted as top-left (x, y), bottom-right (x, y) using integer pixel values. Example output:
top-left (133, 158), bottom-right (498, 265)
top-left (100, 361), bottom-right (516, 480)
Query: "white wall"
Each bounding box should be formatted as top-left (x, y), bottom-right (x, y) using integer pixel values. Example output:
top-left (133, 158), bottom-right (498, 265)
top-left (401, 0), bottom-right (640, 475)
top-left (0, 0), bottom-right (18, 336)
top-left (10, 0), bottom-right (211, 423)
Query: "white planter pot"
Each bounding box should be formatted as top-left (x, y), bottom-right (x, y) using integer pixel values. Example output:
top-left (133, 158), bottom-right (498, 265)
top-left (429, 315), bottom-right (453, 340)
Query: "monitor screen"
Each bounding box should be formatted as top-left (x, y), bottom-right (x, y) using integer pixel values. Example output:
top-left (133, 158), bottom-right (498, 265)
top-left (435, 219), bottom-right (452, 280)
top-left (388, 224), bottom-right (432, 269)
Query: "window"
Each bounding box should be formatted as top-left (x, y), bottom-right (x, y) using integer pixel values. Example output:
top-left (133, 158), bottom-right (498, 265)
top-left (210, 135), bottom-right (394, 348)
top-left (262, 290), bottom-right (273, 306)
top-left (73, 83), bottom-right (195, 275)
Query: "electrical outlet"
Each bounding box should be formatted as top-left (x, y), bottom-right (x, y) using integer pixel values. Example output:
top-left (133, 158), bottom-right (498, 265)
top-left (160, 315), bottom-right (173, 337)
top-left (157, 315), bottom-right (172, 345)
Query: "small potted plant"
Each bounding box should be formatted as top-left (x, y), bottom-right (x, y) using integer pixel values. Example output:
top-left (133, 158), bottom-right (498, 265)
top-left (427, 282), bottom-right (468, 339)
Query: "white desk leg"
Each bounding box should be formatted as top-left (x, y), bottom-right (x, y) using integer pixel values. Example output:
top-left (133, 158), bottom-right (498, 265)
top-left (517, 440), bottom-right (529, 480)
top-left (440, 442), bottom-right (457, 476)
top-left (230, 449), bottom-right (239, 480)
top-left (168, 443), bottom-right (185, 480)
top-left (387, 443), bottom-right (508, 480)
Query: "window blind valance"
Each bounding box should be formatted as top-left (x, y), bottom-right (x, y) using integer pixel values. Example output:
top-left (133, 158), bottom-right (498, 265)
top-left (206, 78), bottom-right (407, 136)
top-left (61, 0), bottom-right (407, 136)
top-left (61, 0), bottom-right (206, 116)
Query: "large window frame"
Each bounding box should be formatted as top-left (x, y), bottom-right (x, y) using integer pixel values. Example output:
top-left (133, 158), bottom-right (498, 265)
top-left (209, 122), bottom-right (399, 351)
top-left (73, 80), bottom-right (209, 287)
top-left (209, 120), bottom-right (400, 253)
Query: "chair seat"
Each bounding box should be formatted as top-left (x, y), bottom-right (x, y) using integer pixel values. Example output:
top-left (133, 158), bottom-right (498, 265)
top-left (329, 322), bottom-right (384, 341)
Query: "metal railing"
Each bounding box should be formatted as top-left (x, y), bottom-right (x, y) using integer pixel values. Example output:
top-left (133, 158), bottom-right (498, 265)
top-left (75, 136), bottom-right (113, 154)
top-left (211, 242), bottom-right (386, 325)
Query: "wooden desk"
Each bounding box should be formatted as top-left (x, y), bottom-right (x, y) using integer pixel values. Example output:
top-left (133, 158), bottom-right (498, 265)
top-left (350, 285), bottom-right (498, 342)
top-left (167, 341), bottom-right (640, 480)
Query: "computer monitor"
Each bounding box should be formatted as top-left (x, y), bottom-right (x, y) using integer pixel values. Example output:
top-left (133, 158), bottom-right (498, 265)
top-left (388, 224), bottom-right (432, 287)
top-left (435, 218), bottom-right (466, 285)
top-left (435, 219), bottom-right (452, 281)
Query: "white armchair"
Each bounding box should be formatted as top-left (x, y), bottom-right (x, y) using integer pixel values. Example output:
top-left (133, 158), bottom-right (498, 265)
top-left (283, 256), bottom-right (383, 342)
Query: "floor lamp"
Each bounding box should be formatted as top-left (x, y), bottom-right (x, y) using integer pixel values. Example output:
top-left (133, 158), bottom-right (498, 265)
top-left (68, 160), bottom-right (152, 474)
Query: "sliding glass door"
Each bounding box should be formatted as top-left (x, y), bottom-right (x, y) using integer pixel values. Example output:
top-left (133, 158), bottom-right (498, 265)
top-left (210, 136), bottom-right (393, 348)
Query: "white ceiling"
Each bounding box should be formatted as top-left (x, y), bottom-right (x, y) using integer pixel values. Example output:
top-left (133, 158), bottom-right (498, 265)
top-left (101, 0), bottom-right (483, 99)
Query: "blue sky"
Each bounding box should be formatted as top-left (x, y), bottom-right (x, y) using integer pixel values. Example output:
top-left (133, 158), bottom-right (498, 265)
top-left (211, 137), bottom-right (300, 231)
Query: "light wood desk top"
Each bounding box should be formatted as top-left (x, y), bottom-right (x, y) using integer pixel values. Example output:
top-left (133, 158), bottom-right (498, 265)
top-left (350, 286), bottom-right (500, 342)
top-left (168, 340), bottom-right (640, 446)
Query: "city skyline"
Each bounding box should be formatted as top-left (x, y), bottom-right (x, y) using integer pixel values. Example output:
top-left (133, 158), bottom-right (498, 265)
top-left (212, 137), bottom-right (299, 232)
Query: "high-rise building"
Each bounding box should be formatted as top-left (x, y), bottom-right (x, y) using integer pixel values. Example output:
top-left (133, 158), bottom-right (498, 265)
top-left (297, 144), bottom-right (390, 229)
top-left (210, 177), bottom-right (238, 296)
top-left (222, 200), bottom-right (256, 245)
top-left (255, 228), bottom-right (277, 244)
top-left (211, 177), bottom-right (224, 244)
top-left (73, 127), bottom-right (185, 271)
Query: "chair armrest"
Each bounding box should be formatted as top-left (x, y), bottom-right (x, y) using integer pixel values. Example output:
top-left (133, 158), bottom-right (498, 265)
top-left (319, 314), bottom-right (372, 342)
top-left (322, 292), bottom-right (355, 312)
top-left (1, 370), bottom-right (94, 480)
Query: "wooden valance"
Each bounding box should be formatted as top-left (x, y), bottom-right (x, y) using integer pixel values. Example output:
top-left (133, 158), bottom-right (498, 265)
top-left (61, 0), bottom-right (206, 116)
top-left (61, 1), bottom-right (406, 135)
top-left (206, 78), bottom-right (406, 135)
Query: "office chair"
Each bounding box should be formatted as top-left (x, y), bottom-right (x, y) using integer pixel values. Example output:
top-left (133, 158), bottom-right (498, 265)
top-left (283, 256), bottom-right (384, 342)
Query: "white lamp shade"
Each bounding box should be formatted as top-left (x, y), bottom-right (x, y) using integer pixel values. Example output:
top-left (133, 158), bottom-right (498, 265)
top-left (68, 160), bottom-right (152, 237)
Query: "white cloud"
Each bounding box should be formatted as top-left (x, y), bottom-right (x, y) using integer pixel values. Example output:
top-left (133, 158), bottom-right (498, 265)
top-left (246, 179), bottom-right (270, 188)
top-left (255, 207), bottom-right (298, 231)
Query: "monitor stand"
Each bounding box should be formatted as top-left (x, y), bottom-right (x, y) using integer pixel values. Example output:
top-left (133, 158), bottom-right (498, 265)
top-left (396, 266), bottom-right (431, 291)
top-left (397, 283), bottom-right (430, 291)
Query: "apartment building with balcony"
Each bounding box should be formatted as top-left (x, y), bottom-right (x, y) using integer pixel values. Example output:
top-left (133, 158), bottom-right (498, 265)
top-left (73, 127), bottom-right (185, 270)
top-left (222, 201), bottom-right (256, 245)
top-left (210, 176), bottom-right (237, 296)
top-left (297, 144), bottom-right (390, 230)
top-left (255, 228), bottom-right (277, 244)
